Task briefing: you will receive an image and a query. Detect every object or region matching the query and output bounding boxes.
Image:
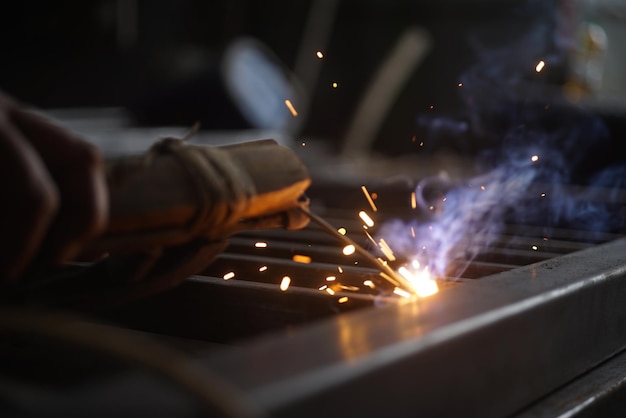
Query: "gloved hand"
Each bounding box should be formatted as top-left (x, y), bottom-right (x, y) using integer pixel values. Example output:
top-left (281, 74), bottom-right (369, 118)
top-left (12, 138), bottom-right (311, 309)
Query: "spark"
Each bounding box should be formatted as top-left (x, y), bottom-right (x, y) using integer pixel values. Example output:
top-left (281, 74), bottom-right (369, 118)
top-left (371, 192), bottom-right (378, 200)
top-left (280, 276), bottom-right (291, 291)
top-left (411, 192), bottom-right (417, 209)
top-left (364, 229), bottom-right (377, 246)
top-left (338, 296), bottom-right (349, 303)
top-left (326, 276), bottom-right (336, 281)
top-left (361, 185), bottom-right (378, 212)
top-left (531, 245), bottom-right (538, 251)
top-left (285, 99), bottom-right (298, 117)
top-left (342, 244), bottom-right (356, 256)
top-left (337, 227), bottom-right (347, 235)
top-left (301, 142), bottom-right (306, 147)
top-left (378, 238), bottom-right (396, 261)
top-left (458, 82), bottom-right (463, 87)
top-left (319, 284), bottom-right (328, 291)
top-left (480, 185), bottom-right (486, 191)
top-left (259, 265), bottom-right (268, 272)
top-left (223, 271), bottom-right (235, 280)
top-left (540, 193), bottom-right (546, 197)
top-left (359, 210), bottom-right (375, 227)
top-left (326, 288), bottom-right (336, 295)
top-left (255, 242), bottom-right (268, 248)
top-left (411, 226), bottom-right (416, 238)
top-left (419, 141), bottom-right (424, 147)
top-left (293, 254), bottom-right (312, 264)
top-left (332, 82), bottom-right (338, 88)
top-left (316, 50), bottom-right (324, 59)
top-left (429, 105), bottom-right (434, 110)
top-left (393, 287), bottom-right (412, 298)
top-left (338, 266), bottom-right (344, 273)
top-left (531, 155), bottom-right (539, 162)
top-left (535, 60), bottom-right (545, 72)
top-left (363, 280), bottom-right (375, 289)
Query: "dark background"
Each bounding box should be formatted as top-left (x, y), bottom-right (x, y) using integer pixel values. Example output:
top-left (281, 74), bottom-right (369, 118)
top-left (0, 1), bottom-right (563, 136)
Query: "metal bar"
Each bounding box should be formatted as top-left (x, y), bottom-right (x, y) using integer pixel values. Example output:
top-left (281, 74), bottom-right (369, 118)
top-left (198, 238), bottom-right (626, 418)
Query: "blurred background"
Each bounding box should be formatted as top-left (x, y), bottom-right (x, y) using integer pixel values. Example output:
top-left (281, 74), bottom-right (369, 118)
top-left (1, 0), bottom-right (625, 180)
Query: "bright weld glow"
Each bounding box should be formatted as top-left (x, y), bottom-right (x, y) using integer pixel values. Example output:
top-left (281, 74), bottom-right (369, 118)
top-left (342, 244), bottom-right (356, 255)
top-left (535, 60), bottom-right (545, 72)
top-left (259, 265), bottom-right (268, 272)
top-left (316, 50), bottom-right (324, 58)
top-left (223, 271), bottom-right (235, 280)
top-left (531, 155), bottom-right (539, 162)
top-left (292, 254), bottom-right (312, 264)
top-left (326, 288), bottom-right (336, 295)
top-left (338, 297), bottom-right (349, 304)
top-left (337, 227), bottom-right (347, 235)
top-left (363, 280), bottom-right (375, 289)
top-left (394, 287), bottom-right (412, 298)
top-left (332, 82), bottom-right (338, 88)
top-left (280, 276), bottom-right (291, 291)
top-left (397, 265), bottom-right (439, 298)
top-left (285, 99), bottom-right (298, 117)
top-left (411, 192), bottom-right (417, 209)
top-left (361, 185), bottom-right (378, 212)
top-left (326, 276), bottom-right (336, 281)
top-left (359, 211), bottom-right (375, 227)
top-left (255, 242), bottom-right (268, 248)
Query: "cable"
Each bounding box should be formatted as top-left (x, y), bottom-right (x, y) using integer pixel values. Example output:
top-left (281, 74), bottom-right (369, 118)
top-left (0, 306), bottom-right (265, 418)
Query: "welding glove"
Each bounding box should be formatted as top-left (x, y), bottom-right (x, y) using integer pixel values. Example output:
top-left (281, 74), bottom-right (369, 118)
top-left (12, 138), bottom-right (311, 309)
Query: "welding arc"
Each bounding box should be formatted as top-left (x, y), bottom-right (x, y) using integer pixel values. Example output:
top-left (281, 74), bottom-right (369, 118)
top-left (297, 207), bottom-right (413, 293)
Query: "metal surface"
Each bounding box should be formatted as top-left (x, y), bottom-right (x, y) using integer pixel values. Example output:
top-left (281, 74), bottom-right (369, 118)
top-left (195, 238), bottom-right (626, 417)
top-left (516, 349), bottom-right (626, 418)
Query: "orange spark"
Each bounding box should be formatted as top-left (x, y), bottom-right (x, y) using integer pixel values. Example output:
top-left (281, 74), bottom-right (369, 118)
top-left (342, 245), bottom-right (356, 256)
top-left (280, 276), bottom-right (291, 291)
top-left (361, 185), bottom-right (378, 212)
top-left (285, 99), bottom-right (298, 117)
top-left (359, 210), bottom-right (375, 227)
top-left (292, 254), bottom-right (312, 264)
top-left (535, 60), bottom-right (545, 72)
